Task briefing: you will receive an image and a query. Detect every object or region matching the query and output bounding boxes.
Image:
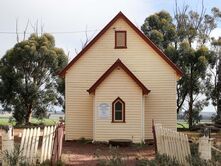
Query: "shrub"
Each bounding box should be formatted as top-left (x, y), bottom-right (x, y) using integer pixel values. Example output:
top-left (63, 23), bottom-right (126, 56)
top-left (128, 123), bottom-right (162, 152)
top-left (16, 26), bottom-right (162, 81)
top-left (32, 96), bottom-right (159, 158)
top-left (1, 144), bottom-right (26, 166)
top-left (136, 143), bottom-right (221, 166)
top-left (186, 143), bottom-right (213, 166)
top-left (136, 154), bottom-right (180, 166)
top-left (211, 145), bottom-right (221, 165)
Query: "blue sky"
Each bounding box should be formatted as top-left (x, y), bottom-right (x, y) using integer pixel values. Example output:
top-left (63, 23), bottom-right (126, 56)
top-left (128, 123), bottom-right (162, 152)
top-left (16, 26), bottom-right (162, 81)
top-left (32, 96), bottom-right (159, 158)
top-left (0, 0), bottom-right (220, 112)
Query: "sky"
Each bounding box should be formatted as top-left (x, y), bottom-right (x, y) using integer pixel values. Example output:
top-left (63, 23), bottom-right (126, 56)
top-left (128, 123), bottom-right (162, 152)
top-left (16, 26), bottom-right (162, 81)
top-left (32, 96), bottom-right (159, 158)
top-left (0, 0), bottom-right (221, 112)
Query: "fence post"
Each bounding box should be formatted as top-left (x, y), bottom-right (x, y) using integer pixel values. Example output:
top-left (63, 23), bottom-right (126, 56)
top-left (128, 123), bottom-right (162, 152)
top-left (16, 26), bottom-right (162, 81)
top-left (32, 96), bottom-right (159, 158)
top-left (152, 120), bottom-right (157, 154)
top-left (51, 123), bottom-right (65, 165)
top-left (1, 126), bottom-right (14, 166)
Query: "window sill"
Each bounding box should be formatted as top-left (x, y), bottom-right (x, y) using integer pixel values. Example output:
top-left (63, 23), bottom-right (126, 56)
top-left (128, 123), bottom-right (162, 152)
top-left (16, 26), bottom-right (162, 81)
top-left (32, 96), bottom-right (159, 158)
top-left (111, 121), bottom-right (126, 123)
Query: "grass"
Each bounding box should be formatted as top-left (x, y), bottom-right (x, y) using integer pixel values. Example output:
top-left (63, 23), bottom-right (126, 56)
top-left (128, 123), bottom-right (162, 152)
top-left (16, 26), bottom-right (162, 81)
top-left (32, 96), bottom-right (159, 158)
top-left (177, 121), bottom-right (189, 129)
top-left (0, 116), bottom-right (57, 126)
top-left (0, 117), bottom-right (15, 126)
top-left (30, 118), bottom-right (57, 125)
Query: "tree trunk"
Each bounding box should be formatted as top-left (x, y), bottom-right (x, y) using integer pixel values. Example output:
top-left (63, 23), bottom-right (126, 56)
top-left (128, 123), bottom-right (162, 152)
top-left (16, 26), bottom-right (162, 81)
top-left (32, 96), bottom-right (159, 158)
top-left (217, 59), bottom-right (221, 118)
top-left (189, 92), bottom-right (193, 129)
top-left (25, 105), bottom-right (32, 124)
top-left (188, 67), bottom-right (193, 129)
top-left (177, 84), bottom-right (180, 113)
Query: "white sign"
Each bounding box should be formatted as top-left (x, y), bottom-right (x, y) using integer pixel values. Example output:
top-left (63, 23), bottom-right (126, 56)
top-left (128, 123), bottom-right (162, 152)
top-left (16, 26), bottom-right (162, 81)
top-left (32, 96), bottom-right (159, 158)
top-left (98, 103), bottom-right (110, 119)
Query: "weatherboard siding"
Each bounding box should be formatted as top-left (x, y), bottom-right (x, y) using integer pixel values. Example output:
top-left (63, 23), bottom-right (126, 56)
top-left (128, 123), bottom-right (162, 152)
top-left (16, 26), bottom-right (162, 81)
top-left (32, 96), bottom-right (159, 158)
top-left (95, 68), bottom-right (142, 143)
top-left (65, 17), bottom-right (177, 140)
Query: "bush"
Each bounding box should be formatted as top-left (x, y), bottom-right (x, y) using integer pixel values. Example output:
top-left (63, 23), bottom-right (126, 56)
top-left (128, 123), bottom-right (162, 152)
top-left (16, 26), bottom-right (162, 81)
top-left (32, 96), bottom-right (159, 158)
top-left (1, 144), bottom-right (26, 166)
top-left (211, 145), bottom-right (221, 165)
top-left (136, 154), bottom-right (180, 166)
top-left (136, 143), bottom-right (221, 166)
top-left (187, 143), bottom-right (213, 166)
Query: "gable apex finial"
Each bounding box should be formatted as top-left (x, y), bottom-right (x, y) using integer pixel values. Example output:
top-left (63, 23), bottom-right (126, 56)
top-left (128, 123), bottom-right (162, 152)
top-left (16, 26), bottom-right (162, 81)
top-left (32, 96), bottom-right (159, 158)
top-left (116, 58), bottom-right (121, 62)
top-left (117, 11), bottom-right (124, 16)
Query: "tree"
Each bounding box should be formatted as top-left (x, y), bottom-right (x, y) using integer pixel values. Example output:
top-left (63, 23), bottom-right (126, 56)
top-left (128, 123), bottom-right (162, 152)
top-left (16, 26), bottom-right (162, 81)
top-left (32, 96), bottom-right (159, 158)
top-left (0, 33), bottom-right (68, 124)
top-left (141, 10), bottom-right (176, 50)
top-left (141, 1), bottom-right (217, 129)
top-left (141, 10), bottom-right (189, 114)
top-left (174, 3), bottom-right (218, 128)
top-left (206, 37), bottom-right (221, 122)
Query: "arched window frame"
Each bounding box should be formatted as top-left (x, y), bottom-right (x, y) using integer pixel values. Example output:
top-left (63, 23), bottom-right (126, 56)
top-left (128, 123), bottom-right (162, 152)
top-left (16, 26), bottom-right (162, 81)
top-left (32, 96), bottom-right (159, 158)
top-left (112, 97), bottom-right (125, 123)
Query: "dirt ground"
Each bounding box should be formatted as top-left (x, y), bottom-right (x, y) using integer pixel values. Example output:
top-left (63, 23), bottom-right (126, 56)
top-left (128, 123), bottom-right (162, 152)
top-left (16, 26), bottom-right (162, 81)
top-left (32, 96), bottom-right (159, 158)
top-left (0, 129), bottom-right (155, 166)
top-left (1, 128), bottom-right (221, 165)
top-left (61, 141), bottom-right (155, 166)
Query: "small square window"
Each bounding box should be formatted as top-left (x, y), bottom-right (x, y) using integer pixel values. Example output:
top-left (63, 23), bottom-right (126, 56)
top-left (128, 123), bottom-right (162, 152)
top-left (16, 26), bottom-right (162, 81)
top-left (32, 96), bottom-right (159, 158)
top-left (115, 31), bottom-right (127, 49)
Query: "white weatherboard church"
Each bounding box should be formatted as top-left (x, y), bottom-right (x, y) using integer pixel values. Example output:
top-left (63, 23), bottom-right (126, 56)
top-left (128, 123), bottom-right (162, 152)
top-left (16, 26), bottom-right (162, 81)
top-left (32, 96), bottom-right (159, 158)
top-left (59, 12), bottom-right (182, 143)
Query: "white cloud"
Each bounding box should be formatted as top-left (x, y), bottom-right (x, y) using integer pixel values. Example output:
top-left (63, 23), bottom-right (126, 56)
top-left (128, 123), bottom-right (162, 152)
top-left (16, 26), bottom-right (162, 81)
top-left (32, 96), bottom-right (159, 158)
top-left (210, 28), bottom-right (221, 39)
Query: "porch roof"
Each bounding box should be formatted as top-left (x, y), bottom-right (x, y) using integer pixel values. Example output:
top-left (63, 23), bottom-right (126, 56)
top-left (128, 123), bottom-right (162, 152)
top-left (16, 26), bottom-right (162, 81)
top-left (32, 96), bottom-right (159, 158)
top-left (87, 59), bottom-right (151, 95)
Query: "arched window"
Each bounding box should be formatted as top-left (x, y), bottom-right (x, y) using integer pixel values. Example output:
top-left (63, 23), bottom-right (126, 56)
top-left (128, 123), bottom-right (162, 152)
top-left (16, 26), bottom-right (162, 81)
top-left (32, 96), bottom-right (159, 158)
top-left (112, 97), bottom-right (125, 123)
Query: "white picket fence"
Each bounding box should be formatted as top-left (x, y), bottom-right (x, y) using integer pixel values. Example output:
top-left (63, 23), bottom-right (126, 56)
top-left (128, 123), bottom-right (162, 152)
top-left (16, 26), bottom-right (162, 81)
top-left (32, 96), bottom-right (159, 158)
top-left (19, 126), bottom-right (56, 164)
top-left (40, 125), bottom-right (56, 163)
top-left (19, 127), bottom-right (41, 164)
top-left (154, 124), bottom-right (191, 165)
top-left (16, 126), bottom-right (56, 164)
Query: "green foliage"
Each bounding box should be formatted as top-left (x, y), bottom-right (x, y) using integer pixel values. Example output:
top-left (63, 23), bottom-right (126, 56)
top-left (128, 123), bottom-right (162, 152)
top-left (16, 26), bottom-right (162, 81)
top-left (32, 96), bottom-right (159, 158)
top-left (184, 99), bottom-right (209, 124)
top-left (141, 10), bottom-right (176, 50)
top-left (186, 143), bottom-right (221, 166)
top-left (206, 37), bottom-right (221, 122)
top-left (141, 3), bottom-right (219, 129)
top-left (94, 143), bottom-right (221, 166)
top-left (211, 145), bottom-right (221, 164)
top-left (136, 154), bottom-right (180, 166)
top-left (0, 116), bottom-right (57, 127)
top-left (0, 33), bottom-right (68, 124)
top-left (1, 144), bottom-right (65, 166)
top-left (95, 147), bottom-right (127, 166)
top-left (1, 144), bottom-right (26, 166)
top-left (136, 143), bottom-right (221, 166)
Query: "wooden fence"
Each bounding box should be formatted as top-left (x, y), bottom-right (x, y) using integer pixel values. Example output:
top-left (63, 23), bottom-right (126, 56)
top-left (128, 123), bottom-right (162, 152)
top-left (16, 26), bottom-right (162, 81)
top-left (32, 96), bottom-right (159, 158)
top-left (1, 124), bottom-right (64, 165)
top-left (20, 127), bottom-right (41, 164)
top-left (153, 123), bottom-right (191, 165)
top-left (19, 126), bottom-right (56, 164)
top-left (40, 125), bottom-right (56, 163)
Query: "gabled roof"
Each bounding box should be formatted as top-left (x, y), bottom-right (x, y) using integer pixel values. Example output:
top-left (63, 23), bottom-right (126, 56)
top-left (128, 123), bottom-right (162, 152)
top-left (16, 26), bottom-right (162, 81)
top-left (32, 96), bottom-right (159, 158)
top-left (87, 59), bottom-right (151, 95)
top-left (59, 12), bottom-right (183, 77)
